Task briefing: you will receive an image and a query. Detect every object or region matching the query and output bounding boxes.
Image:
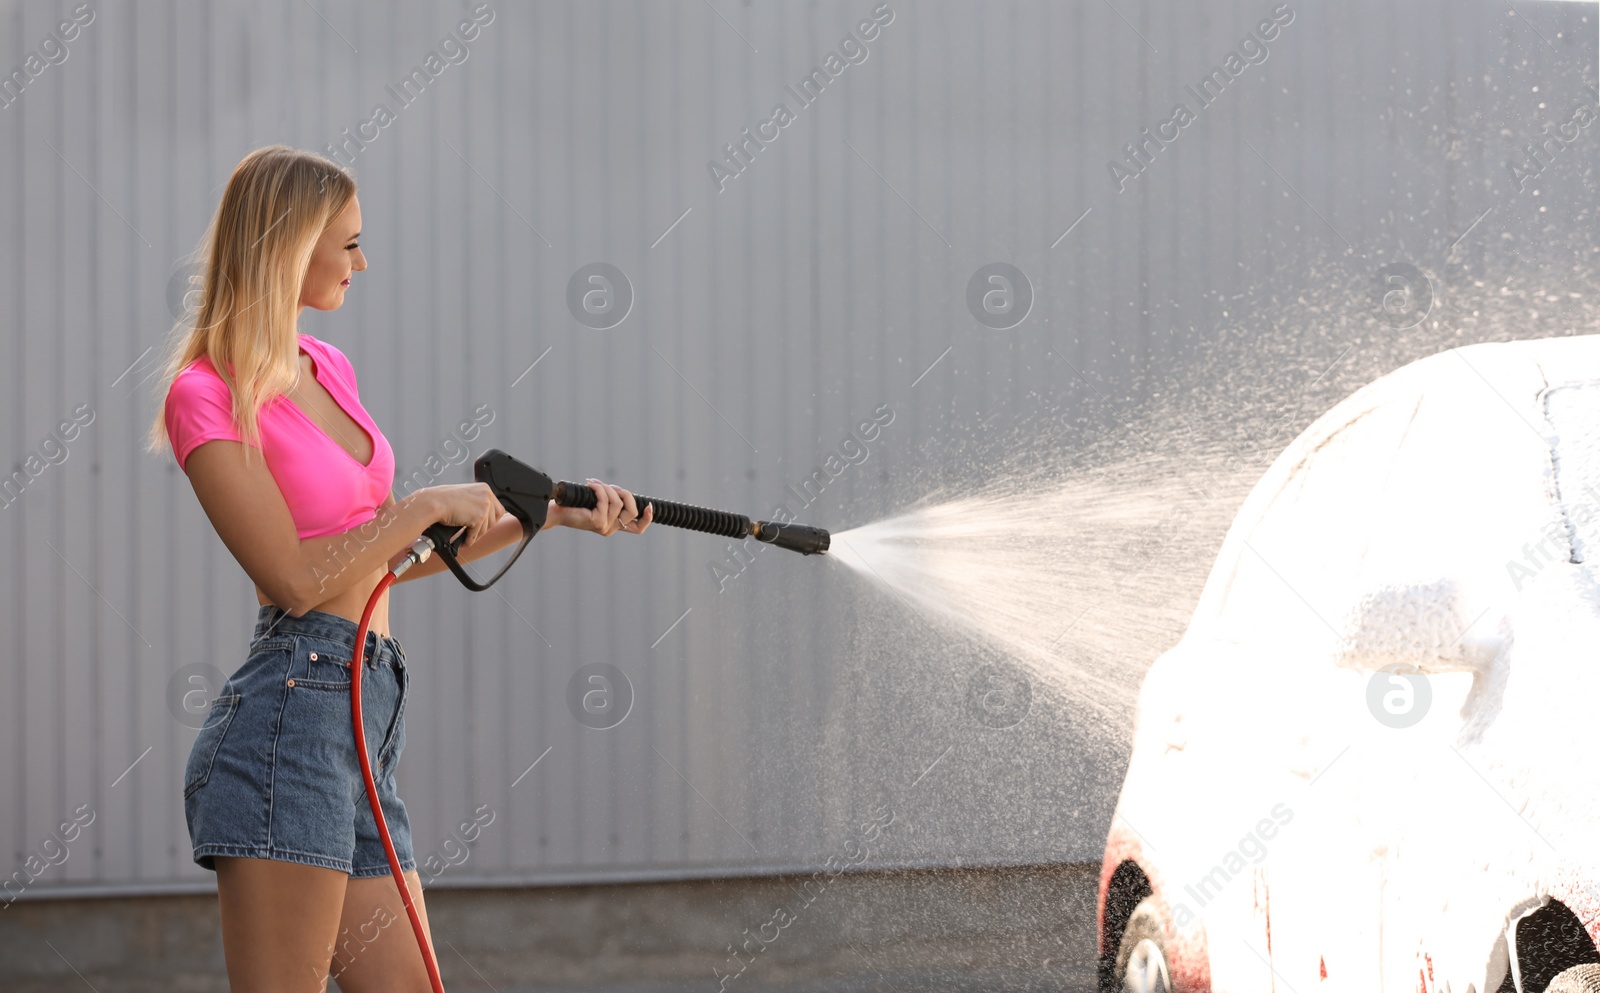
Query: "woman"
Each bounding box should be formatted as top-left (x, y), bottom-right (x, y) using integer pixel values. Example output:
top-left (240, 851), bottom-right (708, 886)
top-left (146, 144), bottom-right (652, 991)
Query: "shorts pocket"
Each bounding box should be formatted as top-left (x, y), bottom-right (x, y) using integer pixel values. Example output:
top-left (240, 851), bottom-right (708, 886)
top-left (183, 694), bottom-right (241, 798)
top-left (292, 637), bottom-right (358, 691)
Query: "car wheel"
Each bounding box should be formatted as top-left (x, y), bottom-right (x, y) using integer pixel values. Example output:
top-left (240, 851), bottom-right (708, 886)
top-left (1114, 897), bottom-right (1174, 993)
top-left (1548, 964), bottom-right (1600, 993)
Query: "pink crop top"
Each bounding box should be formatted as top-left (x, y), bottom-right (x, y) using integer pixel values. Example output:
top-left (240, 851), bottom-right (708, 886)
top-left (164, 333), bottom-right (396, 540)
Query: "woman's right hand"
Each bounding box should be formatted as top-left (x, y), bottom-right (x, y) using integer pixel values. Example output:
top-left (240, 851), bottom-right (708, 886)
top-left (422, 483), bottom-right (507, 548)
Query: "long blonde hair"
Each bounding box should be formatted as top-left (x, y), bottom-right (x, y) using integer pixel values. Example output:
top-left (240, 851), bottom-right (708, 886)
top-left (145, 145), bottom-right (357, 468)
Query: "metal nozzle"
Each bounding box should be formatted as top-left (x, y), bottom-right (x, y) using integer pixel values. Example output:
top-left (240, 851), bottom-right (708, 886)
top-left (391, 536), bottom-right (437, 579)
top-left (754, 520), bottom-right (831, 555)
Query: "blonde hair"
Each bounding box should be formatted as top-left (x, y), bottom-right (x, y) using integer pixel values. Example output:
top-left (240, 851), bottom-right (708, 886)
top-left (145, 145), bottom-right (357, 468)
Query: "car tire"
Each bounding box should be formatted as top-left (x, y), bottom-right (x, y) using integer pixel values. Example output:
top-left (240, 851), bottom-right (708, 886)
top-left (1548, 964), bottom-right (1600, 993)
top-left (1114, 897), bottom-right (1174, 993)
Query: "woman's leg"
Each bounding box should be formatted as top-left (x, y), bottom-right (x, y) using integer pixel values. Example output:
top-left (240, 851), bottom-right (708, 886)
top-left (328, 869), bottom-right (437, 993)
top-left (214, 856), bottom-right (348, 993)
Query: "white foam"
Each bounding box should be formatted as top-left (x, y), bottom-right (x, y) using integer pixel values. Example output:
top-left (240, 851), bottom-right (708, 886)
top-left (1115, 336), bottom-right (1600, 990)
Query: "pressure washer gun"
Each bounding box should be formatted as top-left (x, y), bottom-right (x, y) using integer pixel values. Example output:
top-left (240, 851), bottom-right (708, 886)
top-left (403, 447), bottom-right (831, 589)
top-left (357, 447), bottom-right (829, 993)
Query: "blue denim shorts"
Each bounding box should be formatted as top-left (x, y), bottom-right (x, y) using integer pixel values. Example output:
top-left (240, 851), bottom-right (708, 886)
top-left (183, 605), bottom-right (414, 878)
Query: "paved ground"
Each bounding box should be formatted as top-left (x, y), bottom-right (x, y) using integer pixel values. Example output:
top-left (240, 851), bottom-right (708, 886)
top-left (4, 863), bottom-right (1104, 993)
top-left (482, 969), bottom-right (1097, 992)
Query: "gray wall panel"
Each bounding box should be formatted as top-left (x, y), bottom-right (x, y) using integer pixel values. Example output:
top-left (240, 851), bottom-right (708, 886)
top-left (2, 0), bottom-right (1596, 895)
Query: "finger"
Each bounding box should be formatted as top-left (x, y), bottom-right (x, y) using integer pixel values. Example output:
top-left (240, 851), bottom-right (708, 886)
top-left (588, 479), bottom-right (615, 533)
top-left (601, 481), bottom-right (622, 531)
top-left (611, 486), bottom-right (628, 532)
top-left (609, 484), bottom-right (633, 530)
top-left (616, 486), bottom-right (639, 523)
top-left (635, 501), bottom-right (654, 534)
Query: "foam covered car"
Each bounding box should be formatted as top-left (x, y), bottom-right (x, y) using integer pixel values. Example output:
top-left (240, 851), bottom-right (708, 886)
top-left (1098, 336), bottom-right (1600, 993)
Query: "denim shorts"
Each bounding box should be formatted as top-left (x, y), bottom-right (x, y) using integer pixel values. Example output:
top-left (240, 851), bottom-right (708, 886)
top-left (183, 604), bottom-right (414, 878)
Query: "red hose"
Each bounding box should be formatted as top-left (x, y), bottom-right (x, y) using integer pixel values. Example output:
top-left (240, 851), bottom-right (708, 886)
top-left (350, 570), bottom-right (446, 993)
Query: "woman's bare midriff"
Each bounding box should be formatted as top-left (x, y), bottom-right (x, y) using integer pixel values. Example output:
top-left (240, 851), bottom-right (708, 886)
top-left (257, 565), bottom-right (393, 638)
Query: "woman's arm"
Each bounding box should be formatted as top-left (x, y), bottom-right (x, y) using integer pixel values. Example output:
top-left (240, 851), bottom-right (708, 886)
top-left (385, 495), bottom-right (561, 584)
top-left (387, 479), bottom-right (653, 586)
top-left (185, 439), bottom-right (446, 616)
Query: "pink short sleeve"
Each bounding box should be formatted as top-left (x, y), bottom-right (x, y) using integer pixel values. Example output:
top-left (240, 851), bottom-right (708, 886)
top-left (307, 335), bottom-right (358, 394)
top-left (164, 367), bottom-right (249, 472)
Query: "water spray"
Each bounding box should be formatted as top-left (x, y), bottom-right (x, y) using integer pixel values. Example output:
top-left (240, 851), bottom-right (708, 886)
top-left (347, 449), bottom-right (830, 992)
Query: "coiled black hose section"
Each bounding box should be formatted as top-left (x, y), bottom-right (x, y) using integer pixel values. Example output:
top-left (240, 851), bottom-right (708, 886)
top-left (553, 480), bottom-right (751, 539)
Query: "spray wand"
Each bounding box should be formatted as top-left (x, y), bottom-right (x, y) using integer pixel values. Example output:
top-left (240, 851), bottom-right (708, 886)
top-left (348, 449), bottom-right (830, 992)
top-left (418, 448), bottom-right (830, 586)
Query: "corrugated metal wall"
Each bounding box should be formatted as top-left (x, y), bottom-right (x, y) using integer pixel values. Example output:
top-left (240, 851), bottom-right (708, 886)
top-left (2, 0), bottom-right (1595, 894)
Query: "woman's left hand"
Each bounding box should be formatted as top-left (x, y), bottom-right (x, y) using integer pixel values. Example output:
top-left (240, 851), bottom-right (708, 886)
top-left (542, 478), bottom-right (654, 536)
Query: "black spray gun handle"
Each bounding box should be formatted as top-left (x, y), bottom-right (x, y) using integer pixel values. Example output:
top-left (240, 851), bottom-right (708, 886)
top-left (418, 449), bottom-right (833, 592)
top-left (421, 449), bottom-right (553, 591)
